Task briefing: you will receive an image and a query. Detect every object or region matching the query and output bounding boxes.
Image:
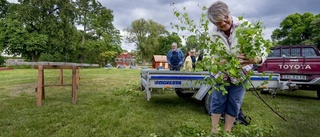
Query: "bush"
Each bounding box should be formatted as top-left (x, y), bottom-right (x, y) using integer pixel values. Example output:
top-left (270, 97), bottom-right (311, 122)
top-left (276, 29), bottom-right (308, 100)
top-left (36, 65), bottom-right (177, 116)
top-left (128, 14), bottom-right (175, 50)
top-left (11, 65), bottom-right (32, 69)
top-left (0, 56), bottom-right (5, 67)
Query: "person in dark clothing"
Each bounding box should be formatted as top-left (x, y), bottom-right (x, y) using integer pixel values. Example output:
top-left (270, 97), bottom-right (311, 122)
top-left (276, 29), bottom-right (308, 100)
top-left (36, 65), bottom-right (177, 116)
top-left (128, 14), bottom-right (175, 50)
top-left (166, 42), bottom-right (184, 71)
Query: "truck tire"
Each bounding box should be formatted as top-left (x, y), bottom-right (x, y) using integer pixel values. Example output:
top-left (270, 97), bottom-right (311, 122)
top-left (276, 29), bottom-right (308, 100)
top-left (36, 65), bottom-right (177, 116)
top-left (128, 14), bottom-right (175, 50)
top-left (175, 89), bottom-right (194, 98)
top-left (203, 92), bottom-right (212, 114)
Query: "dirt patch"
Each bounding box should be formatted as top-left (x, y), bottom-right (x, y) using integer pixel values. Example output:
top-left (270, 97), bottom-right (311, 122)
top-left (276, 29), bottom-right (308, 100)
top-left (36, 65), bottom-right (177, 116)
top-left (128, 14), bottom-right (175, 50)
top-left (8, 83), bottom-right (37, 96)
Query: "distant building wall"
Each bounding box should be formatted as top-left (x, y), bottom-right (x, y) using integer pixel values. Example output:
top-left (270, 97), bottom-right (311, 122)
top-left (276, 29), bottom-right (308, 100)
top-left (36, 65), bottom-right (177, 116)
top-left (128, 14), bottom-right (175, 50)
top-left (5, 59), bottom-right (25, 66)
top-left (115, 52), bottom-right (136, 67)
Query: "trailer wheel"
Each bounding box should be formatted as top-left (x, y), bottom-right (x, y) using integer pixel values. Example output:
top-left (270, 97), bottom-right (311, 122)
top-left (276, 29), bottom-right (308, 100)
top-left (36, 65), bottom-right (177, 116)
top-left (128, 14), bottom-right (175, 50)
top-left (203, 92), bottom-right (212, 114)
top-left (175, 89), bottom-right (194, 98)
top-left (141, 84), bottom-right (145, 91)
top-left (317, 88), bottom-right (320, 100)
top-left (260, 89), bottom-right (269, 94)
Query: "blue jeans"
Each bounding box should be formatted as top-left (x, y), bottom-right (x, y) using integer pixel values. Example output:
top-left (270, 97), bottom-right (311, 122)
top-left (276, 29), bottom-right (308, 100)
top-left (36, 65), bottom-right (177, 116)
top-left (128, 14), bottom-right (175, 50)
top-left (209, 83), bottom-right (245, 117)
top-left (170, 64), bottom-right (181, 71)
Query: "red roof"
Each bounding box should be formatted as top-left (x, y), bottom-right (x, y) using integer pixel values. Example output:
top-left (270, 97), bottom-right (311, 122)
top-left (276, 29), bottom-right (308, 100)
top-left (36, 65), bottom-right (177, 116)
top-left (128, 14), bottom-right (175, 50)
top-left (153, 55), bottom-right (167, 62)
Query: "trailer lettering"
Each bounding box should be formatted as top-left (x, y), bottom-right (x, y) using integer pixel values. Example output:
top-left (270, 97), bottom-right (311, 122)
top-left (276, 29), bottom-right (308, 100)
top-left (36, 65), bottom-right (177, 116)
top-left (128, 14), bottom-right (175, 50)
top-left (279, 64), bottom-right (311, 69)
top-left (155, 81), bottom-right (182, 85)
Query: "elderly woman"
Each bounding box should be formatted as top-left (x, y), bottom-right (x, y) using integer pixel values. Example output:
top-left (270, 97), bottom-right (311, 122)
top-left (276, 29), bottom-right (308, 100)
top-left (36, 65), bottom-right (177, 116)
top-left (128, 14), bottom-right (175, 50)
top-left (207, 1), bottom-right (266, 133)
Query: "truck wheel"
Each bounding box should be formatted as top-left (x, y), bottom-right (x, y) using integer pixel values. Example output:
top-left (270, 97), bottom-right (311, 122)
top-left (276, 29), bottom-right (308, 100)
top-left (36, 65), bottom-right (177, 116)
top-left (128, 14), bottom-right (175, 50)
top-left (175, 89), bottom-right (194, 98)
top-left (317, 89), bottom-right (320, 100)
top-left (203, 92), bottom-right (212, 114)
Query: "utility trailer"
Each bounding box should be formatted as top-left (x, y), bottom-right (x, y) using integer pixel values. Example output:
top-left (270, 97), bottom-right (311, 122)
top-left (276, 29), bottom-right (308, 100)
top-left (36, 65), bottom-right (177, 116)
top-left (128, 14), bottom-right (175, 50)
top-left (140, 69), bottom-right (281, 112)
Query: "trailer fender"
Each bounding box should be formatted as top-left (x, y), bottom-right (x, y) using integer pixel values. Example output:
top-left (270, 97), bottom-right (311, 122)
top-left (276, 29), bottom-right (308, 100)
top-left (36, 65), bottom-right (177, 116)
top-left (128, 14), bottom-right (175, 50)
top-left (195, 85), bottom-right (212, 100)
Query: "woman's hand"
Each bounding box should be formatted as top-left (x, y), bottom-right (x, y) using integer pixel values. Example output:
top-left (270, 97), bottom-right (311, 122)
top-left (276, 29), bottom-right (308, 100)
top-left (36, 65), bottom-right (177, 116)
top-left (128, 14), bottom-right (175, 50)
top-left (237, 53), bottom-right (261, 65)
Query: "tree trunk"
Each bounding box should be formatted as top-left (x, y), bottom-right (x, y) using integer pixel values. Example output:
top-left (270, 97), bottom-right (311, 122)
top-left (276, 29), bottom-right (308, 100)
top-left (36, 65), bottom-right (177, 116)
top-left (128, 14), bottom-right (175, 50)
top-left (79, 17), bottom-right (87, 63)
top-left (31, 52), bottom-right (40, 62)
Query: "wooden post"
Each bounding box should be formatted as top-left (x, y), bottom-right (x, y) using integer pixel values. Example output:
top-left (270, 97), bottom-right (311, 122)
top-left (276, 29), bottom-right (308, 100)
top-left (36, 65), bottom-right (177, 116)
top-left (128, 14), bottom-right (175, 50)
top-left (59, 69), bottom-right (63, 85)
top-left (37, 65), bottom-right (44, 107)
top-left (72, 66), bottom-right (77, 104)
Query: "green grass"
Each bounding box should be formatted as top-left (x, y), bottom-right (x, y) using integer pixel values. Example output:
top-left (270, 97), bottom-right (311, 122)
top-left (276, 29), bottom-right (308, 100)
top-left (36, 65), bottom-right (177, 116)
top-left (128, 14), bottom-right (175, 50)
top-left (0, 68), bottom-right (319, 137)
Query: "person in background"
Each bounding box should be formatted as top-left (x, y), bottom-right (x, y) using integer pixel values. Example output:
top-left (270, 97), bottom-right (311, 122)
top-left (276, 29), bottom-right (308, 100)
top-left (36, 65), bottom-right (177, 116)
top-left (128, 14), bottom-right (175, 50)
top-left (167, 42), bottom-right (184, 71)
top-left (207, 1), bottom-right (266, 133)
top-left (183, 49), bottom-right (197, 71)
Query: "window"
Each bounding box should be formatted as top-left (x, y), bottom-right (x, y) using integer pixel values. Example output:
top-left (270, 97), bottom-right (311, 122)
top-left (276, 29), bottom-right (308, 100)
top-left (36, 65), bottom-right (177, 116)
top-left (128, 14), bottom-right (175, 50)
top-left (268, 49), bottom-right (280, 57)
top-left (281, 48), bottom-right (290, 57)
top-left (302, 48), bottom-right (317, 57)
top-left (291, 48), bottom-right (301, 57)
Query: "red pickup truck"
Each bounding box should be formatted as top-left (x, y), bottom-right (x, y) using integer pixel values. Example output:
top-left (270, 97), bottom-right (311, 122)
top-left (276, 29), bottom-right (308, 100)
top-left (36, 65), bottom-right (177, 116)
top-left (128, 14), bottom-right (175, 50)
top-left (257, 45), bottom-right (320, 99)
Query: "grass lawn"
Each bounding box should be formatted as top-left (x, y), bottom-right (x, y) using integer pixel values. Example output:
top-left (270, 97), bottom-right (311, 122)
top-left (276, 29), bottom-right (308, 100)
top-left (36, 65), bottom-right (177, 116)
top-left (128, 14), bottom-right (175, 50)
top-left (0, 68), bottom-right (319, 137)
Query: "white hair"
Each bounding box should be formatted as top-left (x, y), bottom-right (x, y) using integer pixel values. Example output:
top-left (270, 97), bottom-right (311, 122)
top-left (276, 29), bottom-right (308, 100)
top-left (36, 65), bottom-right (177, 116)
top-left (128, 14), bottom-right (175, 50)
top-left (207, 1), bottom-right (230, 24)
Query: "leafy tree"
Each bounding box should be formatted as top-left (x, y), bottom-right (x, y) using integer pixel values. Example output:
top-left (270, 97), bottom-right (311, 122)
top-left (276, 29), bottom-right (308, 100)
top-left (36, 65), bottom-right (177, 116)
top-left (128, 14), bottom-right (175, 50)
top-left (125, 18), bottom-right (166, 62)
top-left (100, 50), bottom-right (118, 65)
top-left (0, 55), bottom-right (5, 66)
top-left (0, 0), bottom-right (78, 62)
top-left (271, 12), bottom-right (318, 47)
top-left (74, 0), bottom-right (121, 63)
top-left (0, 0), bottom-right (9, 53)
top-left (310, 15), bottom-right (320, 48)
top-left (0, 0), bottom-right (9, 18)
top-left (74, 0), bottom-right (99, 62)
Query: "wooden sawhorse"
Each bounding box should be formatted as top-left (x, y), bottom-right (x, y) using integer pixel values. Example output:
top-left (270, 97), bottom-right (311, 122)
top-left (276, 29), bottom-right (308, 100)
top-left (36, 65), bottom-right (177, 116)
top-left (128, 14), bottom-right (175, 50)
top-left (36, 65), bottom-right (80, 107)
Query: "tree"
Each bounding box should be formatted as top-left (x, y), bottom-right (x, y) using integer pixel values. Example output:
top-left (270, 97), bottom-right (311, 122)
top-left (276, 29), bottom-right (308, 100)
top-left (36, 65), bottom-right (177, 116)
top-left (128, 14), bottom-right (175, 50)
top-left (100, 50), bottom-right (118, 65)
top-left (0, 0), bottom-right (9, 18)
top-left (183, 35), bottom-right (198, 52)
top-left (74, 0), bottom-right (121, 63)
top-left (125, 18), bottom-right (166, 62)
top-left (0, 0), bottom-right (78, 62)
top-left (310, 15), bottom-right (320, 48)
top-left (157, 32), bottom-right (182, 55)
top-left (271, 12), bottom-right (319, 47)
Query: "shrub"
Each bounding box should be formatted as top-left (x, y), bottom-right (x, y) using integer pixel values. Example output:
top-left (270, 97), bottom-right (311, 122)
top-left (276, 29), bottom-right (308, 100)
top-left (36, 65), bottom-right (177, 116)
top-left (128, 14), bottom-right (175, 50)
top-left (11, 65), bottom-right (32, 69)
top-left (0, 56), bottom-right (5, 67)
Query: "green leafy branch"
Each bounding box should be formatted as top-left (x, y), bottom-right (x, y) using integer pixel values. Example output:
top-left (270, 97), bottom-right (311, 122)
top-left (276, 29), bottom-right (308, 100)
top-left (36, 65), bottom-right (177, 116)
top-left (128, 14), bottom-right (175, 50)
top-left (171, 3), bottom-right (273, 94)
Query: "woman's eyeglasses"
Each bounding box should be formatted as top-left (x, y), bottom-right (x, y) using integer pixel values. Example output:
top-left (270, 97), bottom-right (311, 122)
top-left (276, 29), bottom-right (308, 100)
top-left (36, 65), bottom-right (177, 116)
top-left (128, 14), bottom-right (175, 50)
top-left (214, 15), bottom-right (229, 26)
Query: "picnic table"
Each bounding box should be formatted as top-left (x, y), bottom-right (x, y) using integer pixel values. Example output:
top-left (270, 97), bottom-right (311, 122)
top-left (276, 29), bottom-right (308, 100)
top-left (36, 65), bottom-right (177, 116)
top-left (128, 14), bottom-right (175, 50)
top-left (13, 62), bottom-right (99, 106)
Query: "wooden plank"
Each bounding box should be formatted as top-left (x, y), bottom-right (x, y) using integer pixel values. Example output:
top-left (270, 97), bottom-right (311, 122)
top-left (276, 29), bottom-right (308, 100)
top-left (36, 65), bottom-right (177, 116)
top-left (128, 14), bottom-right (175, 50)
top-left (34, 66), bottom-right (79, 69)
top-left (10, 62), bottom-right (99, 67)
top-left (37, 65), bottom-right (43, 107)
top-left (43, 84), bottom-right (73, 87)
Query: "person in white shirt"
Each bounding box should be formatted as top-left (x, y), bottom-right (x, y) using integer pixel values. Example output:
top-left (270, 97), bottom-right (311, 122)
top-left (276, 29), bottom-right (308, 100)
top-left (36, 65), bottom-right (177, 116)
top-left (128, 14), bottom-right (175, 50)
top-left (207, 1), bottom-right (266, 133)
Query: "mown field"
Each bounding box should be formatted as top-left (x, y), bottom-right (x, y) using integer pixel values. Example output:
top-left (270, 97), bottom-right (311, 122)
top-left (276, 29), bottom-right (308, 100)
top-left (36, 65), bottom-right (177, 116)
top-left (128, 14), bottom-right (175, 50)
top-left (0, 68), bottom-right (319, 137)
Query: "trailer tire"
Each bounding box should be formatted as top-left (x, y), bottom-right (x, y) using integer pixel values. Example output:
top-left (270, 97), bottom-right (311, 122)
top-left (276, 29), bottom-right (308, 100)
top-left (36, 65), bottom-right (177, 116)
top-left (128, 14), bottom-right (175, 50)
top-left (141, 84), bottom-right (145, 91)
top-left (203, 92), bottom-right (212, 114)
top-left (175, 89), bottom-right (194, 98)
top-left (260, 90), bottom-right (269, 94)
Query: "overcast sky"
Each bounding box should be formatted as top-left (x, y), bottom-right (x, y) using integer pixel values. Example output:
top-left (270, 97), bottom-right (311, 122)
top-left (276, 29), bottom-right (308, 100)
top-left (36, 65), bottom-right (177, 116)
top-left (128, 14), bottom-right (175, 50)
top-left (7, 0), bottom-right (320, 51)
